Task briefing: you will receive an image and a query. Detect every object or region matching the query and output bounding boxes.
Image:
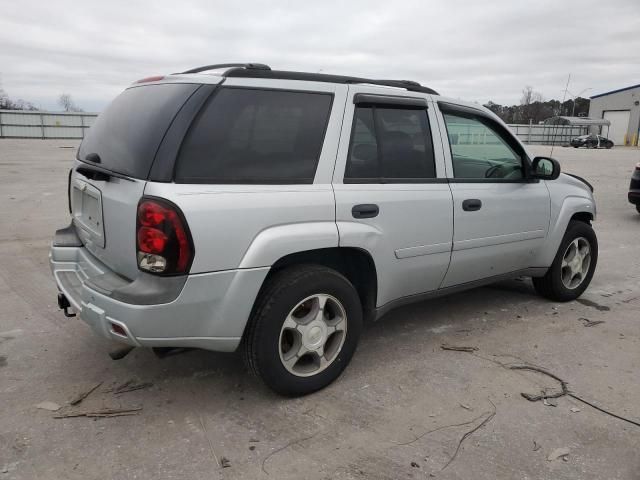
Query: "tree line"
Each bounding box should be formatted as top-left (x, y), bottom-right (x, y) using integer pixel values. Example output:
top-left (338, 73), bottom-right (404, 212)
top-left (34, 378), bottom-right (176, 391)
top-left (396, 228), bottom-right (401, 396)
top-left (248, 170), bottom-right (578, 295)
top-left (483, 86), bottom-right (590, 125)
top-left (2, 80), bottom-right (587, 122)
top-left (1, 79), bottom-right (82, 112)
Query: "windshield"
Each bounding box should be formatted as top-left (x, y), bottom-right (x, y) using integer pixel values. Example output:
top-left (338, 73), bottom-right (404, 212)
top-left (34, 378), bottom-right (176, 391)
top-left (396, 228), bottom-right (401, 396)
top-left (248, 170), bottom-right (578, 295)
top-left (78, 83), bottom-right (199, 179)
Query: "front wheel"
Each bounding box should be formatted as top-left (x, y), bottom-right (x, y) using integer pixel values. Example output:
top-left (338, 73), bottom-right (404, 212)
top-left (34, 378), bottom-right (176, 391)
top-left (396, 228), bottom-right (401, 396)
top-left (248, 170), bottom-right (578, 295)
top-left (242, 265), bottom-right (362, 396)
top-left (533, 220), bottom-right (598, 301)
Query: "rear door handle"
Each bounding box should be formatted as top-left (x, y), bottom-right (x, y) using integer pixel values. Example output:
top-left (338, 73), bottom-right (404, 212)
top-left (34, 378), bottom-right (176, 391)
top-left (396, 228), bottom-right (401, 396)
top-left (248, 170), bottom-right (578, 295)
top-left (352, 204), bottom-right (379, 219)
top-left (462, 199), bottom-right (482, 211)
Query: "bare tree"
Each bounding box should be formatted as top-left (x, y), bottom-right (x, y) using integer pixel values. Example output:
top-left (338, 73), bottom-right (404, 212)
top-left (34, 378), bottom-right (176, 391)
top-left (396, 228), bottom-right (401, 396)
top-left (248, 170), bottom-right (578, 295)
top-left (58, 93), bottom-right (83, 112)
top-left (0, 77), bottom-right (36, 110)
top-left (0, 86), bottom-right (9, 109)
top-left (520, 86), bottom-right (543, 106)
top-left (0, 75), bottom-right (10, 110)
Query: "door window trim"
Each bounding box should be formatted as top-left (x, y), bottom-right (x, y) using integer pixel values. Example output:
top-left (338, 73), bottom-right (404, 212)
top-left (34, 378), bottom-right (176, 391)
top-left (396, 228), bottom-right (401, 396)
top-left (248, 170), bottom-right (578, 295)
top-left (438, 101), bottom-right (535, 183)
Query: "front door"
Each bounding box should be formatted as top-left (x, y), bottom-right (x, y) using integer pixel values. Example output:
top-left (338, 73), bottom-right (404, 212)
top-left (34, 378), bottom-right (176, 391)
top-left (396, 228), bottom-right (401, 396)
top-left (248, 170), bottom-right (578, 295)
top-left (333, 88), bottom-right (454, 308)
top-left (436, 103), bottom-right (550, 288)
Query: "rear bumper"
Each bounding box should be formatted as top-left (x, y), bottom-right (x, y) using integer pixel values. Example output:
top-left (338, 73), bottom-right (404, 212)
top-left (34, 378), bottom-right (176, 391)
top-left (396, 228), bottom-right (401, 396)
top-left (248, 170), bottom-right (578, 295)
top-left (49, 229), bottom-right (269, 352)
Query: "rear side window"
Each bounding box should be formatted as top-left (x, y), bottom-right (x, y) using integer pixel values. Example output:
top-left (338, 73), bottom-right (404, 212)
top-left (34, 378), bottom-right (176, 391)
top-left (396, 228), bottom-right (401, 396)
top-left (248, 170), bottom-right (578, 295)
top-left (78, 83), bottom-right (199, 179)
top-left (175, 88), bottom-right (333, 184)
top-left (345, 106), bottom-right (436, 182)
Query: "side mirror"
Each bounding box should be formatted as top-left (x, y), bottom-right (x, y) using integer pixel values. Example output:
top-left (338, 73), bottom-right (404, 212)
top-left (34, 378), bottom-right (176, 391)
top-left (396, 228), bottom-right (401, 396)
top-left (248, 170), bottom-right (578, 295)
top-left (531, 156), bottom-right (561, 180)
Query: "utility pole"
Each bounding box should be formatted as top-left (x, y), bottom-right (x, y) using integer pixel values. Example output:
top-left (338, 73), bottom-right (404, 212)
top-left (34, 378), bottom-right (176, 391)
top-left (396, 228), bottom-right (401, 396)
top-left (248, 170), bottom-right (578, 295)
top-left (562, 87), bottom-right (592, 117)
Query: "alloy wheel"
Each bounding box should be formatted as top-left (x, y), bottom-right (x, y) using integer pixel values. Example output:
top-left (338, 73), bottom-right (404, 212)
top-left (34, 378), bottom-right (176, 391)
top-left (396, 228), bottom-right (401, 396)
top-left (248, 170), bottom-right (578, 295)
top-left (278, 294), bottom-right (347, 377)
top-left (561, 237), bottom-right (591, 289)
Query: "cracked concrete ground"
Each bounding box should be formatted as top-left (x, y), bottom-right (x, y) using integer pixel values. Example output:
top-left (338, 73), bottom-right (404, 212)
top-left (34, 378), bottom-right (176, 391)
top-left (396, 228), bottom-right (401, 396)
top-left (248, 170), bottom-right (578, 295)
top-left (0, 139), bottom-right (639, 479)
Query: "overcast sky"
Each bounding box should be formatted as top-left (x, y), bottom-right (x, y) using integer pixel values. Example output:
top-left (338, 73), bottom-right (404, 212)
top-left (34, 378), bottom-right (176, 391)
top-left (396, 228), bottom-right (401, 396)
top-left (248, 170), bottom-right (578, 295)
top-left (1, 0), bottom-right (638, 111)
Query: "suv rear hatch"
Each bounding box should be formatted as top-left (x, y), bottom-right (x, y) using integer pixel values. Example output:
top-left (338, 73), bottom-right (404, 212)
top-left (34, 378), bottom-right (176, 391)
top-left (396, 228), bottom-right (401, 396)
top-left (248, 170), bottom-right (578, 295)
top-left (72, 82), bottom-right (201, 279)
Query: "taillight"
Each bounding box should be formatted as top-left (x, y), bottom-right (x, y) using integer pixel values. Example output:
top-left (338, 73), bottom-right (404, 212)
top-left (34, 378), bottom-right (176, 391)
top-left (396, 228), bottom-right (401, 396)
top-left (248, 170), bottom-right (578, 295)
top-left (136, 198), bottom-right (194, 275)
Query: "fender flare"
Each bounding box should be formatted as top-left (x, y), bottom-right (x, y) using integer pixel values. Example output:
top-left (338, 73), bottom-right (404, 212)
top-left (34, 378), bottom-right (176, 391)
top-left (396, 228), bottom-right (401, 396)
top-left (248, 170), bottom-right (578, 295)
top-left (238, 221), bottom-right (340, 269)
top-left (535, 195), bottom-right (595, 266)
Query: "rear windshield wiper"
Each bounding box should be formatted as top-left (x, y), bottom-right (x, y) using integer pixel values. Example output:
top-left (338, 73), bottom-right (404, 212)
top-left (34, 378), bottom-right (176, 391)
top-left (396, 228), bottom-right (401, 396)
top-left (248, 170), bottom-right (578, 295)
top-left (76, 163), bottom-right (135, 182)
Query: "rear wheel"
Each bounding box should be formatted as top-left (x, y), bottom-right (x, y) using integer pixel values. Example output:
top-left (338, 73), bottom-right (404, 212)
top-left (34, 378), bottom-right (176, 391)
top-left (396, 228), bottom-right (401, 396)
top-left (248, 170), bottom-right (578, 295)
top-left (605, 141), bottom-right (613, 149)
top-left (533, 220), bottom-right (598, 301)
top-left (242, 265), bottom-right (362, 396)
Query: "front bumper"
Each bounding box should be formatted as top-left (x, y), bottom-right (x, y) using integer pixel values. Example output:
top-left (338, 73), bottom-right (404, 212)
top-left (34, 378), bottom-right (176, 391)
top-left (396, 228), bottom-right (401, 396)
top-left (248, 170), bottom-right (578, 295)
top-left (49, 228), bottom-right (269, 352)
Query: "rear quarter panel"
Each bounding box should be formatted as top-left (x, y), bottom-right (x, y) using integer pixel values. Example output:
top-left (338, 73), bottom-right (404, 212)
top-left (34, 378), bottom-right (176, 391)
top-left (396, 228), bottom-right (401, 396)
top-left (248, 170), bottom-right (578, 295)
top-left (143, 183), bottom-right (339, 272)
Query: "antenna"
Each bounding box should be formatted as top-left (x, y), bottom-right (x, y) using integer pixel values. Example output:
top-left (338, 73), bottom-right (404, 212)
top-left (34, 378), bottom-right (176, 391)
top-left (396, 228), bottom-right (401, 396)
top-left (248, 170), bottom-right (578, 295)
top-left (551, 73), bottom-right (571, 157)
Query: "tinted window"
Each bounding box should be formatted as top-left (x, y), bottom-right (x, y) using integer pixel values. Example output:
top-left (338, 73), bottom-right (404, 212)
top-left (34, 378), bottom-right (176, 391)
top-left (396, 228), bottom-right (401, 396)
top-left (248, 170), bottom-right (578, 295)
top-left (345, 106), bottom-right (436, 182)
top-left (175, 88), bottom-right (333, 184)
top-left (78, 83), bottom-right (198, 179)
top-left (443, 113), bottom-right (524, 180)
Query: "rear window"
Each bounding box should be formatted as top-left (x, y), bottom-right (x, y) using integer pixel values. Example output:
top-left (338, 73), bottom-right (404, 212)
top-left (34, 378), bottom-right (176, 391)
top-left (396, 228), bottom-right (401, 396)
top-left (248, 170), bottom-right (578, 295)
top-left (78, 83), bottom-right (198, 179)
top-left (175, 88), bottom-right (333, 184)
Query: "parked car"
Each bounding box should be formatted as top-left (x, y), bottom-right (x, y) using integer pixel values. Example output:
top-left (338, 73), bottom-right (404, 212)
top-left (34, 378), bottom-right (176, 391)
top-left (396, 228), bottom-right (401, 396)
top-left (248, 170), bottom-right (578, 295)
top-left (50, 63), bottom-right (598, 396)
top-left (629, 163), bottom-right (640, 213)
top-left (570, 134), bottom-right (613, 149)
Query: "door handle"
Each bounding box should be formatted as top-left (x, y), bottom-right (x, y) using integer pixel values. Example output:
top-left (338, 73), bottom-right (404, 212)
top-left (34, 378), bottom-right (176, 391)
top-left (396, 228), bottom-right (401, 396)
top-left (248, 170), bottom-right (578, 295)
top-left (462, 199), bottom-right (482, 211)
top-left (352, 204), bottom-right (379, 219)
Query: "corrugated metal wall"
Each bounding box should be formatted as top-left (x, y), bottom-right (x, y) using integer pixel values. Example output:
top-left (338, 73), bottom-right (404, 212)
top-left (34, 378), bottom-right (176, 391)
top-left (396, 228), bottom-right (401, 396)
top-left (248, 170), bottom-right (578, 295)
top-left (0, 110), bottom-right (97, 139)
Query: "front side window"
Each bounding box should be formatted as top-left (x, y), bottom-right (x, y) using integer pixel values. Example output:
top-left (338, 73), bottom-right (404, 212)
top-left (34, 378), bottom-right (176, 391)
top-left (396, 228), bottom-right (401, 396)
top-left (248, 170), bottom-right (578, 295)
top-left (443, 113), bottom-right (524, 180)
top-left (176, 88), bottom-right (333, 184)
top-left (345, 106), bottom-right (436, 182)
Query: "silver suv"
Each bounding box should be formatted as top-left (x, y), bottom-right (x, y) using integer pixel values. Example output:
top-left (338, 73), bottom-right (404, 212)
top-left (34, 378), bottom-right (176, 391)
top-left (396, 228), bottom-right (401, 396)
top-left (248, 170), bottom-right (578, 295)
top-left (50, 63), bottom-right (598, 395)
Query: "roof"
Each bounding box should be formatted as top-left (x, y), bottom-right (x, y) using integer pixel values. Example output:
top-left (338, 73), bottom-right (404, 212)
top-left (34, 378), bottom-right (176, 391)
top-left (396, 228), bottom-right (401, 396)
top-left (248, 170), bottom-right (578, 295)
top-left (543, 116), bottom-right (610, 126)
top-left (180, 63), bottom-right (439, 95)
top-left (590, 83), bottom-right (640, 99)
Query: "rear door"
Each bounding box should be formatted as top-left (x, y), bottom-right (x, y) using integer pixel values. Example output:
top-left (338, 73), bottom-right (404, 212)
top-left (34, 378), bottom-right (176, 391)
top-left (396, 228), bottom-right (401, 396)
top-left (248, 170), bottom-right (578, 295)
top-left (333, 87), bottom-right (454, 307)
top-left (72, 81), bottom-right (203, 279)
top-left (435, 102), bottom-right (550, 288)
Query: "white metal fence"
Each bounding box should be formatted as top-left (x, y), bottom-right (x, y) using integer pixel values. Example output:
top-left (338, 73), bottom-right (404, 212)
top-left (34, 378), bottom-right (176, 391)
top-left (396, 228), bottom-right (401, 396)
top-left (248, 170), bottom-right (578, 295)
top-left (0, 110), bottom-right (98, 139)
top-left (0, 110), bottom-right (588, 145)
top-left (508, 123), bottom-right (589, 145)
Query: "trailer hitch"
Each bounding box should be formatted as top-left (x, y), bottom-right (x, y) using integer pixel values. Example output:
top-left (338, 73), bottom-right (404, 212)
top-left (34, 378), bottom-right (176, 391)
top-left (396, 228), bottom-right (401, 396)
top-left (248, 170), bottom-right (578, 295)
top-left (57, 293), bottom-right (76, 318)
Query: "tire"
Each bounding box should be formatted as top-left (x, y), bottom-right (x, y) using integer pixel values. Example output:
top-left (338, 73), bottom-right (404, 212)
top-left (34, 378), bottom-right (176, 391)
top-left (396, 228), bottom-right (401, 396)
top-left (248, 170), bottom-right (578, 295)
top-left (636, 205), bottom-right (640, 214)
top-left (242, 264), bottom-right (362, 396)
top-left (573, 145), bottom-right (579, 148)
top-left (606, 142), bottom-right (613, 149)
top-left (533, 220), bottom-right (598, 302)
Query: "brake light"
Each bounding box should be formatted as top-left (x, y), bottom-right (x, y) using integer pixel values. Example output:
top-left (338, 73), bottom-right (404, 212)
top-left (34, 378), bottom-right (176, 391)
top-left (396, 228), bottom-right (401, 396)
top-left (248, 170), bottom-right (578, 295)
top-left (135, 75), bottom-right (165, 84)
top-left (138, 227), bottom-right (167, 254)
top-left (136, 198), bottom-right (194, 275)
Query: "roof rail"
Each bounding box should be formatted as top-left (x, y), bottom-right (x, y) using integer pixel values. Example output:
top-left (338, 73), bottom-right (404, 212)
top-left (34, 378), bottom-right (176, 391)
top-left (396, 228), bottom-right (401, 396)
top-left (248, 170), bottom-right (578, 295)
top-left (179, 63), bottom-right (438, 95)
top-left (223, 68), bottom-right (439, 95)
top-left (181, 63), bottom-right (271, 74)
